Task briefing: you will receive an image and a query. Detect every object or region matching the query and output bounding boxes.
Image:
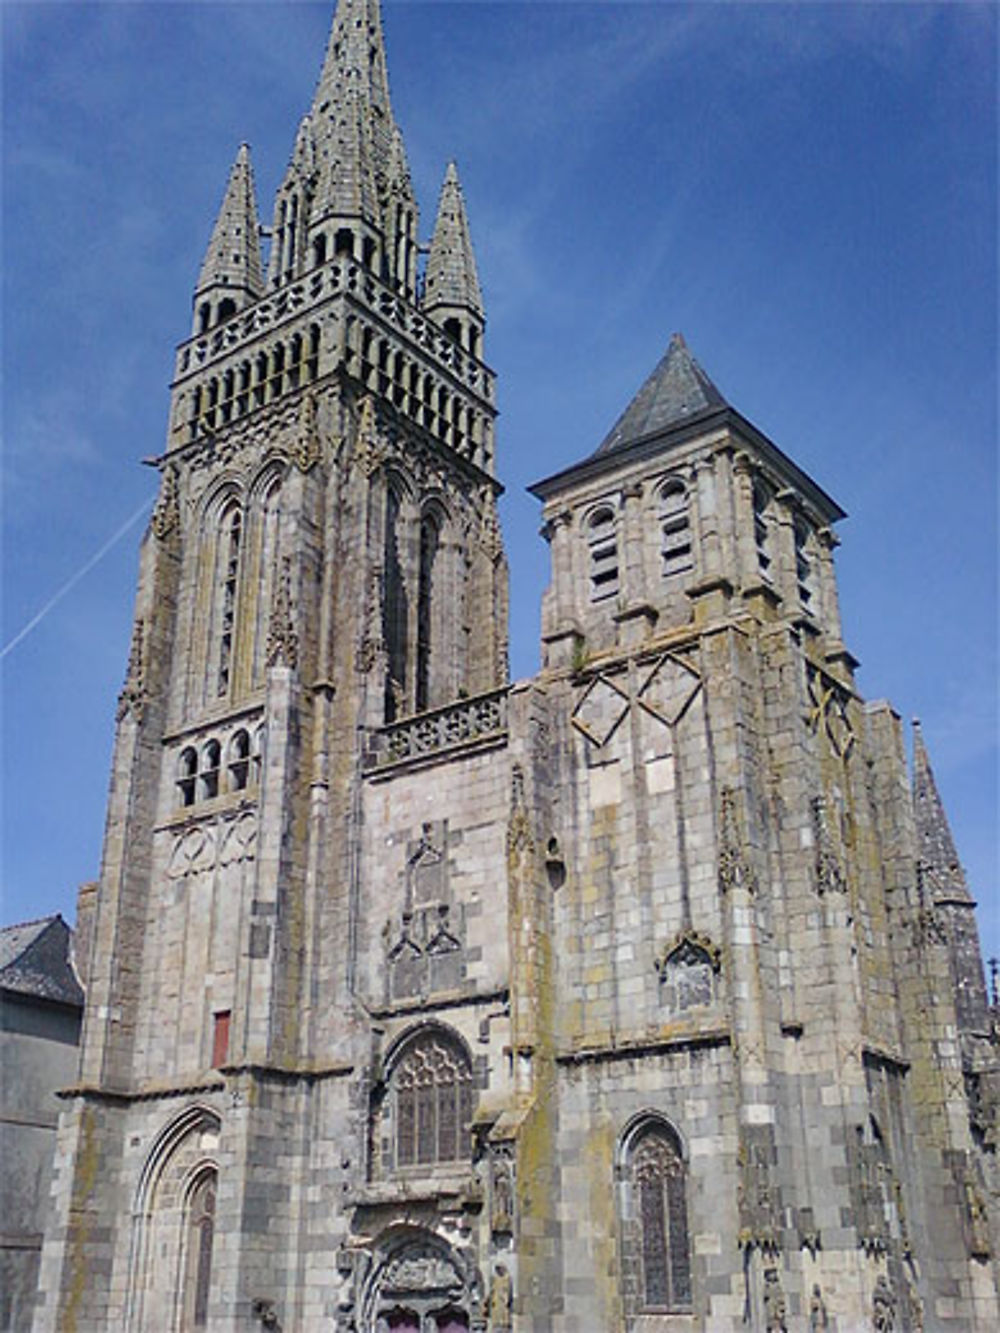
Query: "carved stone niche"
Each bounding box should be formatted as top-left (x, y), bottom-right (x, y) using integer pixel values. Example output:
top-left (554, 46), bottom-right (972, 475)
top-left (488, 1142), bottom-right (515, 1237)
top-left (655, 930), bottom-right (721, 1015)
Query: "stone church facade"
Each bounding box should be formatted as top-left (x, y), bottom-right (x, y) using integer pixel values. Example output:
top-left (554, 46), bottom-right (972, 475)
top-left (34, 2), bottom-right (999, 1329)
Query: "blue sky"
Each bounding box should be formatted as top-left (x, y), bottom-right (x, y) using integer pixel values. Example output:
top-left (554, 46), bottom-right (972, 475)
top-left (3, 3), bottom-right (997, 963)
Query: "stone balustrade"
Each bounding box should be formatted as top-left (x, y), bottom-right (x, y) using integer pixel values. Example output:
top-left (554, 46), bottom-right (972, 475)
top-left (366, 687), bottom-right (508, 769)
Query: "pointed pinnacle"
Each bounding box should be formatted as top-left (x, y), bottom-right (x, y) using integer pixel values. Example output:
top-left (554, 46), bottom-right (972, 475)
top-left (425, 160), bottom-right (483, 318)
top-left (911, 719), bottom-right (971, 903)
top-left (196, 143), bottom-right (263, 297)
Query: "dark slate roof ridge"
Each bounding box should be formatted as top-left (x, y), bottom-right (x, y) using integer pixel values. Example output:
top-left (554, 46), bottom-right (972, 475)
top-left (595, 332), bottom-right (729, 457)
top-left (529, 403), bottom-right (846, 525)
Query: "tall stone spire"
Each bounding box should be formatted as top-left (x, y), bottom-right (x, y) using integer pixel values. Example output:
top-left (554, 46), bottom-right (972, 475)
top-left (193, 144), bottom-right (263, 332)
top-left (424, 162), bottom-right (484, 353)
top-left (307, 0), bottom-right (414, 236)
top-left (912, 719), bottom-right (972, 903)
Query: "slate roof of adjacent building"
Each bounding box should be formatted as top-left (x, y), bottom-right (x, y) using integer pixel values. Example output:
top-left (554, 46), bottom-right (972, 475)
top-left (0, 915), bottom-right (84, 1007)
top-left (595, 331), bottom-right (728, 456)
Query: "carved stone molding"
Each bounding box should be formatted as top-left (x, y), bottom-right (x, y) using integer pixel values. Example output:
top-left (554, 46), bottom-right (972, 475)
top-left (812, 795), bottom-right (846, 896)
top-left (265, 555), bottom-right (298, 670)
top-left (117, 617), bottom-right (148, 723)
top-left (151, 467), bottom-right (180, 541)
top-left (718, 788), bottom-right (759, 897)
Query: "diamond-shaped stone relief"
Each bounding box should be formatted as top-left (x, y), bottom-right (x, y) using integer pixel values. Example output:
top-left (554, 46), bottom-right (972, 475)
top-left (636, 652), bottom-right (702, 729)
top-left (572, 672), bottom-right (630, 747)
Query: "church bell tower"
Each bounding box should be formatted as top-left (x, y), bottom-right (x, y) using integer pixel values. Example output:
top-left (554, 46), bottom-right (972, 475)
top-left (35, 4), bottom-right (507, 1329)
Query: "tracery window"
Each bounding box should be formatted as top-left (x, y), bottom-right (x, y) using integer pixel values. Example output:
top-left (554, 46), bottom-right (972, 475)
top-left (393, 1031), bottom-right (474, 1169)
top-left (183, 1168), bottom-right (217, 1330)
top-left (658, 479), bottom-right (693, 577)
top-left (588, 505), bottom-right (619, 601)
top-left (621, 1119), bottom-right (692, 1315)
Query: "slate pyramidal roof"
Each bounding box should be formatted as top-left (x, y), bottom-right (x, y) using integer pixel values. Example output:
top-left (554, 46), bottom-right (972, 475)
top-left (596, 332), bottom-right (727, 455)
top-left (530, 332), bottom-right (844, 522)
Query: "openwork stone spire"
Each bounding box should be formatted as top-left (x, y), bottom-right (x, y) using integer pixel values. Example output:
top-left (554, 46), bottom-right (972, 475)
top-left (193, 144), bottom-right (263, 317)
top-left (912, 719), bottom-right (972, 903)
top-left (425, 161), bottom-right (484, 322)
top-left (307, 0), bottom-right (413, 232)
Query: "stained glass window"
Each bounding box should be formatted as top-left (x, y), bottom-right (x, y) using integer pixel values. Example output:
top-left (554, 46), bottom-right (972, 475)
top-left (394, 1033), bottom-right (473, 1169)
top-left (631, 1125), bottom-right (691, 1312)
top-left (185, 1169), bottom-right (217, 1329)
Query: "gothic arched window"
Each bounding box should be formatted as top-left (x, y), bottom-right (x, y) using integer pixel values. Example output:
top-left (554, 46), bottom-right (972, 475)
top-left (200, 740), bottom-right (221, 801)
top-left (382, 483), bottom-right (409, 723)
top-left (658, 479), bottom-right (693, 577)
top-left (183, 1168), bottom-right (217, 1330)
top-left (215, 502), bottom-right (243, 697)
top-left (415, 512), bottom-right (440, 712)
top-left (251, 477), bottom-right (282, 685)
top-left (587, 505), bottom-right (619, 601)
top-left (621, 1119), bottom-right (692, 1315)
top-left (794, 514), bottom-right (815, 610)
top-left (178, 747), bottom-right (198, 808)
top-left (392, 1030), bottom-right (474, 1169)
top-left (228, 730), bottom-right (251, 792)
top-left (752, 477), bottom-right (773, 576)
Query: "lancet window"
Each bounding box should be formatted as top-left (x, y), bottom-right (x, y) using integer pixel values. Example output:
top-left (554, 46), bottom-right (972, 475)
top-left (215, 502), bottom-right (243, 697)
top-left (416, 512), bottom-right (440, 712)
top-left (392, 1030), bottom-right (474, 1170)
top-left (752, 477), bottom-right (773, 576)
top-left (183, 1168), bottom-right (217, 1330)
top-left (251, 477), bottom-right (283, 684)
top-left (658, 479), bottom-right (693, 577)
top-left (588, 505), bottom-right (619, 601)
top-left (794, 514), bottom-right (815, 610)
top-left (620, 1118), bottom-right (692, 1316)
top-left (383, 484), bottom-right (409, 723)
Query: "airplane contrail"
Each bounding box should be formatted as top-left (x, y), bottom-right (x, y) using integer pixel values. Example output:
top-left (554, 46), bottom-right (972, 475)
top-left (2, 494), bottom-right (155, 661)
